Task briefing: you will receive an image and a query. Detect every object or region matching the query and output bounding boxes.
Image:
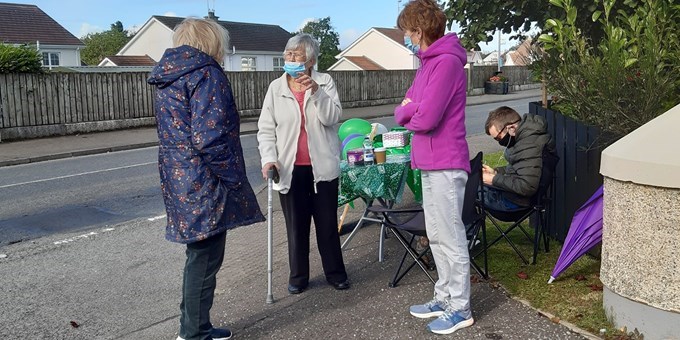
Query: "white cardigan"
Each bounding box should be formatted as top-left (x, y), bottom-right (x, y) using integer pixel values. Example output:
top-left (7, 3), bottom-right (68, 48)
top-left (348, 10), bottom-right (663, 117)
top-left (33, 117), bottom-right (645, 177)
top-left (257, 71), bottom-right (342, 194)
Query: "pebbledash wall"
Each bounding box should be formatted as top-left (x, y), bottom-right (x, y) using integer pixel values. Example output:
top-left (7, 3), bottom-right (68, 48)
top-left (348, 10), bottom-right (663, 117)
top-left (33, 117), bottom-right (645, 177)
top-left (599, 103), bottom-right (680, 339)
top-left (0, 66), bottom-right (539, 141)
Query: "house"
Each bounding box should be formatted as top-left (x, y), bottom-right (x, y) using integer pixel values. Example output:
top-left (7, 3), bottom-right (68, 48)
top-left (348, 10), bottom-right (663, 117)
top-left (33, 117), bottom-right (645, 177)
top-left (503, 38), bottom-right (533, 66)
top-left (0, 2), bottom-right (84, 68)
top-left (104, 11), bottom-right (292, 71)
top-left (482, 51), bottom-right (500, 66)
top-left (466, 50), bottom-right (483, 66)
top-left (328, 27), bottom-right (418, 71)
top-left (330, 28), bottom-right (484, 71)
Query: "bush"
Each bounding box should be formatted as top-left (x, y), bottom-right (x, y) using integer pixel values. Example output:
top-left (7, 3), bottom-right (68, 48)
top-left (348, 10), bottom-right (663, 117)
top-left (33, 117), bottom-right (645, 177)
top-left (532, 0), bottom-right (680, 142)
top-left (0, 44), bottom-right (43, 73)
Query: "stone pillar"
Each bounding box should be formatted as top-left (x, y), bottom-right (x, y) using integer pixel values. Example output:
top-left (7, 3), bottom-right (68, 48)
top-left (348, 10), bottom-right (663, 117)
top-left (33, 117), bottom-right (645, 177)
top-left (599, 104), bottom-right (680, 339)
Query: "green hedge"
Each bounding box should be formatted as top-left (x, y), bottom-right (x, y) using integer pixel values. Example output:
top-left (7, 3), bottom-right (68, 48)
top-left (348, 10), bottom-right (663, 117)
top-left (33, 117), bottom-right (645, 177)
top-left (0, 44), bottom-right (43, 73)
top-left (533, 0), bottom-right (680, 143)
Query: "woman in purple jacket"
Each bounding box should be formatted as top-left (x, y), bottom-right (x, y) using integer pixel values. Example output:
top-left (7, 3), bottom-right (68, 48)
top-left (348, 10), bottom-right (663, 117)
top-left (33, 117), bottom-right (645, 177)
top-left (148, 18), bottom-right (264, 340)
top-left (394, 0), bottom-right (473, 335)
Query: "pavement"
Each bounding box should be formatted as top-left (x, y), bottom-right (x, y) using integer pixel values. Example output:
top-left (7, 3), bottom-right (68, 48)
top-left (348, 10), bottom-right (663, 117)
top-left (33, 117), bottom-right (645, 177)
top-left (0, 88), bottom-right (598, 339)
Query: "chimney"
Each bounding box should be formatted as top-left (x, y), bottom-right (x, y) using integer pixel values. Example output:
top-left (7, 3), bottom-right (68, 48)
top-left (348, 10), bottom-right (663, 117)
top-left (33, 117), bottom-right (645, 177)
top-left (205, 10), bottom-right (219, 21)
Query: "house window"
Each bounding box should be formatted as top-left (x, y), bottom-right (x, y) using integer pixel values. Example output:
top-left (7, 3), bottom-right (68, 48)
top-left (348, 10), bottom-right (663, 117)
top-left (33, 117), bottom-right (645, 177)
top-left (273, 57), bottom-right (285, 71)
top-left (42, 52), bottom-right (60, 67)
top-left (241, 57), bottom-right (257, 71)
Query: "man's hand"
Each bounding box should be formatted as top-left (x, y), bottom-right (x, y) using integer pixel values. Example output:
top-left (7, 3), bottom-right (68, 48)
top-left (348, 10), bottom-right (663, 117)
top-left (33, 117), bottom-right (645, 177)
top-left (482, 164), bottom-right (497, 185)
top-left (401, 98), bottom-right (412, 106)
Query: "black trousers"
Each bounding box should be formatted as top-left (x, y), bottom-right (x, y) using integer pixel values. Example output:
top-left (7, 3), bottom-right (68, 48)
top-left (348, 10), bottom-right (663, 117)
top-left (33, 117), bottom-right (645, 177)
top-left (179, 231), bottom-right (226, 340)
top-left (279, 165), bottom-right (347, 286)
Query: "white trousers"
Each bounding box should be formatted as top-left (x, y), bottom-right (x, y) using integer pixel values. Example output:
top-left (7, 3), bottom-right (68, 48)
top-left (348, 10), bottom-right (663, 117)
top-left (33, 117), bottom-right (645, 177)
top-left (421, 169), bottom-right (470, 311)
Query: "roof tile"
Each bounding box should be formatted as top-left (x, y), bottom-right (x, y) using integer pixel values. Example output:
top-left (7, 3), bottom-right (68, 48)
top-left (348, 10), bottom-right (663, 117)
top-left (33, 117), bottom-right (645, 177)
top-left (345, 56), bottom-right (384, 71)
top-left (373, 27), bottom-right (405, 45)
top-left (0, 2), bottom-right (83, 46)
top-left (104, 55), bottom-right (156, 66)
top-left (154, 16), bottom-right (292, 52)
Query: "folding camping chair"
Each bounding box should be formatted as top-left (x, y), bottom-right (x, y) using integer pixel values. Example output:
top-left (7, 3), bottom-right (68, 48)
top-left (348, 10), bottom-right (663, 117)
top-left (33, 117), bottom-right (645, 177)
top-left (482, 147), bottom-right (559, 265)
top-left (368, 152), bottom-right (488, 287)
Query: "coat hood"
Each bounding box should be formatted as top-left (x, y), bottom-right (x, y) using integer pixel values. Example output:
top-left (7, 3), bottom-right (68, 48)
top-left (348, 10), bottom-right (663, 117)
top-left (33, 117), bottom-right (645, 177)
top-left (517, 113), bottom-right (548, 139)
top-left (147, 45), bottom-right (221, 89)
top-left (419, 33), bottom-right (467, 67)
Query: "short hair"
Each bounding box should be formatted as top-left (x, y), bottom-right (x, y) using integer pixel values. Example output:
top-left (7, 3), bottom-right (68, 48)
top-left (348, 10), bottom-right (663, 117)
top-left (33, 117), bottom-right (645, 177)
top-left (485, 106), bottom-right (522, 135)
top-left (172, 17), bottom-right (230, 62)
top-left (396, 0), bottom-right (446, 46)
top-left (284, 33), bottom-right (320, 65)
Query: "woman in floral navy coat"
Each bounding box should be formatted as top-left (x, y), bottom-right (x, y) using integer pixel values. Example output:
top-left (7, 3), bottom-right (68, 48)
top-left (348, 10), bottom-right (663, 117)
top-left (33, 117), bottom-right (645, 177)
top-left (147, 18), bottom-right (263, 340)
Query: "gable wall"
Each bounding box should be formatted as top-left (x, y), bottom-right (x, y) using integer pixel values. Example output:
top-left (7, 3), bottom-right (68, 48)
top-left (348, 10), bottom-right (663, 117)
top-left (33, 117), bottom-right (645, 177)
top-left (343, 31), bottom-right (414, 70)
top-left (119, 20), bottom-right (172, 61)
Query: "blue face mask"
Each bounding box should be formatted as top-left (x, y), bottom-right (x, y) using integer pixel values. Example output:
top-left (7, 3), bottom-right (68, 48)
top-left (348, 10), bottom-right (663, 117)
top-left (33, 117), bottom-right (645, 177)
top-left (283, 61), bottom-right (306, 78)
top-left (404, 35), bottom-right (419, 54)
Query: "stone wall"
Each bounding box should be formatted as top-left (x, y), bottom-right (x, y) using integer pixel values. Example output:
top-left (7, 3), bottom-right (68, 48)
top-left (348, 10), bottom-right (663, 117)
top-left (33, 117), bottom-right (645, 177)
top-left (601, 178), bottom-right (680, 312)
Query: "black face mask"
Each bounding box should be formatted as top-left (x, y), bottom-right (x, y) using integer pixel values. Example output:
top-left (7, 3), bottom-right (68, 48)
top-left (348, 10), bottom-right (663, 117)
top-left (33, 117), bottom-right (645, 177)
top-left (498, 133), bottom-right (516, 148)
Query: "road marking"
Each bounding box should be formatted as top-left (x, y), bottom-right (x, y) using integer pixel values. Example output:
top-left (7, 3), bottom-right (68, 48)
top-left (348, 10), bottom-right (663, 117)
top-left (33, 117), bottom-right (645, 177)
top-left (53, 231), bottom-right (98, 245)
top-left (147, 215), bottom-right (166, 221)
top-left (0, 161), bottom-right (157, 189)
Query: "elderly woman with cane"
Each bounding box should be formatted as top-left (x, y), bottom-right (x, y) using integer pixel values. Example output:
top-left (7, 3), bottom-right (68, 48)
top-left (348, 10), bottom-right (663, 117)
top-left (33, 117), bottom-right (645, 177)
top-left (257, 33), bottom-right (349, 295)
top-left (148, 17), bottom-right (264, 340)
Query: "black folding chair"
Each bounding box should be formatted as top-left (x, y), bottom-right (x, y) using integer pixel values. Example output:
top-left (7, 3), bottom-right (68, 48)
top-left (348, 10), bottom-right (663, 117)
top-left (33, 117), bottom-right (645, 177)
top-left (482, 147), bottom-right (559, 265)
top-left (463, 152), bottom-right (488, 279)
top-left (368, 152), bottom-right (488, 287)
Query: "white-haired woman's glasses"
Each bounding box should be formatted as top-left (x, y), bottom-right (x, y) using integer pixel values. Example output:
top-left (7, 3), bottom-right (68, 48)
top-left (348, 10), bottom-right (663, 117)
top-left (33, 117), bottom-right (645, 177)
top-left (283, 51), bottom-right (305, 60)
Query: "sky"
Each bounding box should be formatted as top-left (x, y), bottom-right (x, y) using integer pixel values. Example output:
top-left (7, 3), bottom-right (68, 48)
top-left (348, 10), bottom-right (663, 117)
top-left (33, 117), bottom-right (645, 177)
top-left (3, 0), bottom-right (515, 52)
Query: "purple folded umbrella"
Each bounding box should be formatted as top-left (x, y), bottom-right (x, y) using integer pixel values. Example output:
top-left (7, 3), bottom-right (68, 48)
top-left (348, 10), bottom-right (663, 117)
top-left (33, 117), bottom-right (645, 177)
top-left (548, 185), bottom-right (603, 283)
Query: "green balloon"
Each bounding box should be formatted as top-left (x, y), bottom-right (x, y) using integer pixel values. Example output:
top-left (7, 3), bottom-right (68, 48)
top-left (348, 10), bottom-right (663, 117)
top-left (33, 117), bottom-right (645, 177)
top-left (341, 136), bottom-right (365, 160)
top-left (338, 118), bottom-right (372, 142)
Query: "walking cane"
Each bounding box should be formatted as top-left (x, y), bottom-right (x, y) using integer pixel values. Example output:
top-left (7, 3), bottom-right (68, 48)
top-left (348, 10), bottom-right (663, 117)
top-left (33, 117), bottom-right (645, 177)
top-left (266, 167), bottom-right (278, 304)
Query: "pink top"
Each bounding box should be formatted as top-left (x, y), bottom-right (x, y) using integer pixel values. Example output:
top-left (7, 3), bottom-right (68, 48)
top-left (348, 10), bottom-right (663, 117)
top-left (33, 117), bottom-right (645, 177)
top-left (292, 89), bottom-right (311, 165)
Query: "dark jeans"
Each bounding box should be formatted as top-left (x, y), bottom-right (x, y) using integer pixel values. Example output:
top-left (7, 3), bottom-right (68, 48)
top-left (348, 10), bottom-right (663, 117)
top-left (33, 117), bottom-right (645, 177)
top-left (179, 231), bottom-right (227, 340)
top-left (279, 165), bottom-right (347, 287)
top-left (482, 185), bottom-right (526, 211)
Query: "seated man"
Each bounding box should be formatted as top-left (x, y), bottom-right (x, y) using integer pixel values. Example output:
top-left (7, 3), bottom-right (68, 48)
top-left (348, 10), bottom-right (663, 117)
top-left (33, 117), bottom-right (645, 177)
top-left (482, 106), bottom-right (555, 211)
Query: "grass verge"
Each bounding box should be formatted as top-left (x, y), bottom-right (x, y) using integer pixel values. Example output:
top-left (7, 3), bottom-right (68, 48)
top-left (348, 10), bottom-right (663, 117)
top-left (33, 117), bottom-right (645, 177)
top-left (480, 152), bottom-right (635, 339)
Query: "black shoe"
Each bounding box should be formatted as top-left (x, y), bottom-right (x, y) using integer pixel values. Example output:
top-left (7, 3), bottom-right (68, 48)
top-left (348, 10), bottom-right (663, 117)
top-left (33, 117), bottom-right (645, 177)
top-left (288, 284), bottom-right (307, 294)
top-left (331, 280), bottom-right (350, 290)
top-left (210, 328), bottom-right (232, 340)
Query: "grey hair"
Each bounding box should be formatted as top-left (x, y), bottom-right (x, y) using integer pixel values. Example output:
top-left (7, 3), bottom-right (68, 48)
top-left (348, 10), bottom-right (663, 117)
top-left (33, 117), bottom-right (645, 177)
top-left (284, 33), bottom-right (319, 65)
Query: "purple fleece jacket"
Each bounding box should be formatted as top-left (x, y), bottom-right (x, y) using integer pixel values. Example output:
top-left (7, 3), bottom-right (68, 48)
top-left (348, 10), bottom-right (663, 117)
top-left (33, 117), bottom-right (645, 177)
top-left (395, 33), bottom-right (470, 173)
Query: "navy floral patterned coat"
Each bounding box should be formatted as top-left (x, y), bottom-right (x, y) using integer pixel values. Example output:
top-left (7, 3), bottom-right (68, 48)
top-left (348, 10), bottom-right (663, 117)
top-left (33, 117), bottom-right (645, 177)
top-left (148, 45), bottom-right (264, 244)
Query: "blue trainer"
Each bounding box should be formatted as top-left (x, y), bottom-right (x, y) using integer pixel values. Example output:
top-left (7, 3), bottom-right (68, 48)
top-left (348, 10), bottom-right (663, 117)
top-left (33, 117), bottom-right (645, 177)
top-left (409, 299), bottom-right (447, 318)
top-left (427, 310), bottom-right (474, 335)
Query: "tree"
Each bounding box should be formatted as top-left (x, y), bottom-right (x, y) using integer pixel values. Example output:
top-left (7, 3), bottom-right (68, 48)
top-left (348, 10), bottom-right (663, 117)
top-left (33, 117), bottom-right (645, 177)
top-left (443, 0), bottom-right (634, 50)
top-left (533, 0), bottom-right (679, 142)
top-left (80, 21), bottom-right (133, 66)
top-left (110, 21), bottom-right (124, 33)
top-left (299, 17), bottom-right (340, 71)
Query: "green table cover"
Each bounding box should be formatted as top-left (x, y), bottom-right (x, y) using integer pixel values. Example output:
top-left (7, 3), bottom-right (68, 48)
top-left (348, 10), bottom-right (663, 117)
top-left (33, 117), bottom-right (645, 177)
top-left (338, 162), bottom-right (410, 206)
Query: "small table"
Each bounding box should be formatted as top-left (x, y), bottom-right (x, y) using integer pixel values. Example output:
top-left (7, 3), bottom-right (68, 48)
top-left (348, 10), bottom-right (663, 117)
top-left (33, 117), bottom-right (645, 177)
top-left (338, 161), bottom-right (410, 262)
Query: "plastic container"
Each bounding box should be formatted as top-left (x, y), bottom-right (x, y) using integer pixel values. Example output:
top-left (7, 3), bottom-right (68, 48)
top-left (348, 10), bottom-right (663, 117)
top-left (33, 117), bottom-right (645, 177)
top-left (362, 137), bottom-right (374, 165)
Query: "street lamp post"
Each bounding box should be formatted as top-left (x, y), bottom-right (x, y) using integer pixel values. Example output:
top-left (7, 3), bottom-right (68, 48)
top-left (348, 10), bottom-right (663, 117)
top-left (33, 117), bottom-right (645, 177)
top-left (497, 30), bottom-right (502, 72)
